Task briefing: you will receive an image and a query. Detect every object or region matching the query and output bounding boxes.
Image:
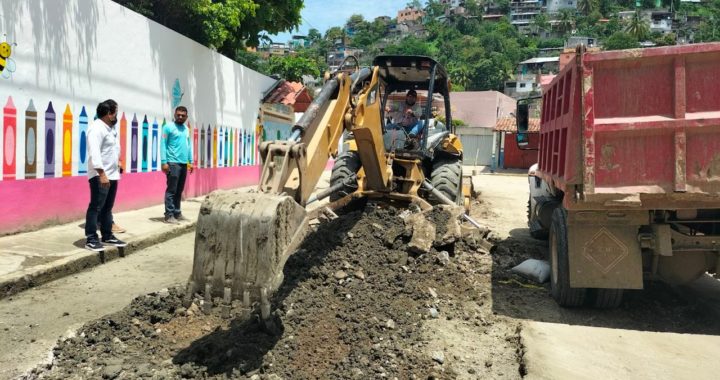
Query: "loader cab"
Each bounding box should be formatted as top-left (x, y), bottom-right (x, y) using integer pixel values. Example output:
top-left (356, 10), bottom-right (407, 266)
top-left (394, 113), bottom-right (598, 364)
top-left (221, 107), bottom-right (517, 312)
top-left (372, 55), bottom-right (454, 160)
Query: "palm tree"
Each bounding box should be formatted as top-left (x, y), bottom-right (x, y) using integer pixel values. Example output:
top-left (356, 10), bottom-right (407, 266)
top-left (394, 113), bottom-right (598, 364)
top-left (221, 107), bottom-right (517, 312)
top-left (625, 11), bottom-right (650, 41)
top-left (578, 0), bottom-right (598, 16)
top-left (556, 9), bottom-right (575, 35)
top-left (531, 13), bottom-right (551, 36)
top-left (449, 64), bottom-right (471, 90)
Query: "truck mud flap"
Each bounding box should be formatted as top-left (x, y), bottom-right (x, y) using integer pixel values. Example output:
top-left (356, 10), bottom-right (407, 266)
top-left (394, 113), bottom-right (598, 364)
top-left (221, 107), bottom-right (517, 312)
top-left (567, 211), bottom-right (645, 289)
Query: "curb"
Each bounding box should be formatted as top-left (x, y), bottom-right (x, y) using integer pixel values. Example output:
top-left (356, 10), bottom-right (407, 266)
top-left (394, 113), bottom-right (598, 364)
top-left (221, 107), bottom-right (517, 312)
top-left (0, 222), bottom-right (196, 301)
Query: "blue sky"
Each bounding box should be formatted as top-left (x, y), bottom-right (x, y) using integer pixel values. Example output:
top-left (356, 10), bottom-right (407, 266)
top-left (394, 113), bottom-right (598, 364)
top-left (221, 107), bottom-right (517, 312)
top-left (269, 0), bottom-right (412, 44)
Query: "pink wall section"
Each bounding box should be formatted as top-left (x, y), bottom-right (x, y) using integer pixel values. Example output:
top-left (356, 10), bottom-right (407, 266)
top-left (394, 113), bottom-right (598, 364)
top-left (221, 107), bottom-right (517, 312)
top-left (0, 165), bottom-right (260, 235)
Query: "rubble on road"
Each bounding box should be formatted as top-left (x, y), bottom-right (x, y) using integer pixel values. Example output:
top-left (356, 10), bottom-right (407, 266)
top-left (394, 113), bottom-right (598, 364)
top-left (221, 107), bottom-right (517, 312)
top-left (24, 203), bottom-right (522, 380)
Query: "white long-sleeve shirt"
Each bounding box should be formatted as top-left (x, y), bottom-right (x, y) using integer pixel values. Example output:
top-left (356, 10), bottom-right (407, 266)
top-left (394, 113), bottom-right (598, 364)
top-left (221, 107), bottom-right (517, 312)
top-left (87, 118), bottom-right (121, 180)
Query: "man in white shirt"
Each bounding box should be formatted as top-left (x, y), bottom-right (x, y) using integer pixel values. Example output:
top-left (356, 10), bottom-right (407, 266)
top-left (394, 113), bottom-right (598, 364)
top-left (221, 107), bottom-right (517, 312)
top-left (84, 99), bottom-right (127, 251)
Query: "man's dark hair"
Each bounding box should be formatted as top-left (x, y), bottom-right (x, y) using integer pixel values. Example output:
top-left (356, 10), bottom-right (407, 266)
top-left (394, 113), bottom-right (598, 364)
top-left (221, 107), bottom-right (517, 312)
top-left (407, 89), bottom-right (417, 97)
top-left (175, 106), bottom-right (188, 113)
top-left (96, 99), bottom-right (118, 118)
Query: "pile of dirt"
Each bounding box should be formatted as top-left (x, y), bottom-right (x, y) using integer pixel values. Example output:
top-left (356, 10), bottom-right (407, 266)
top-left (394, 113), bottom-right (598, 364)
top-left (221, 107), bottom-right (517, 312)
top-left (26, 203), bottom-right (525, 380)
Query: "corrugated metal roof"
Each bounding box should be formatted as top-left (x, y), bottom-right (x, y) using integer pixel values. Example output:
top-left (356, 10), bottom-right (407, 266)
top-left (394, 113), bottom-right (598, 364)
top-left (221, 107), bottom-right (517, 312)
top-left (519, 57), bottom-right (560, 65)
top-left (494, 116), bottom-right (541, 132)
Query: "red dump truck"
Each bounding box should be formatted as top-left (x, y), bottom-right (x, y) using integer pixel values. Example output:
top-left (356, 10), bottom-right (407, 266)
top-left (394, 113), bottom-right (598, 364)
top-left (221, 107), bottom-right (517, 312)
top-left (519, 43), bottom-right (720, 308)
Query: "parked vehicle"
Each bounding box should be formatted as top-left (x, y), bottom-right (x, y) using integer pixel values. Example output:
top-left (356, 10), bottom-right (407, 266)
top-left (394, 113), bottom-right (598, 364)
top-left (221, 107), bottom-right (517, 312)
top-left (518, 44), bottom-right (720, 308)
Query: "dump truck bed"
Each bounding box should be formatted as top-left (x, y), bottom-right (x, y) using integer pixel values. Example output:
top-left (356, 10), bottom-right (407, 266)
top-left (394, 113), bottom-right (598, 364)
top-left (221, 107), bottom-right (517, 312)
top-left (538, 43), bottom-right (720, 210)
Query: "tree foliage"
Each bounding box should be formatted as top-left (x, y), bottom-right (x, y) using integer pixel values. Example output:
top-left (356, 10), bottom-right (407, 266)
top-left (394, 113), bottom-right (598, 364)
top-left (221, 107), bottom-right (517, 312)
top-left (603, 31), bottom-right (639, 50)
top-left (266, 55), bottom-right (321, 82)
top-left (112, 0), bottom-right (303, 54)
top-left (116, 0), bottom-right (720, 89)
top-left (624, 10), bottom-right (650, 41)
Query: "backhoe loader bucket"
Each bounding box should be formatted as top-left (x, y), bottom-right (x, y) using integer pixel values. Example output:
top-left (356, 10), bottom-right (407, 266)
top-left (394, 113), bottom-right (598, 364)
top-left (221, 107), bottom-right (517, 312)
top-left (189, 190), bottom-right (309, 306)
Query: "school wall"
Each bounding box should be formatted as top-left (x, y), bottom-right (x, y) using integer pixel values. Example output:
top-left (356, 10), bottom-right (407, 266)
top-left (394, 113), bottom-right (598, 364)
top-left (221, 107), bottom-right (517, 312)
top-left (0, 0), bottom-right (276, 235)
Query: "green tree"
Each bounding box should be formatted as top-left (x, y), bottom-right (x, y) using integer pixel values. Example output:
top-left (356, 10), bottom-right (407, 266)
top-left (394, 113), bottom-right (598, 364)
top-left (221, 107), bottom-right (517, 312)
top-left (383, 36), bottom-right (438, 56)
top-left (406, 0), bottom-right (423, 9)
top-left (234, 49), bottom-right (268, 73)
top-left (308, 28), bottom-right (322, 43)
top-left (267, 55), bottom-right (321, 82)
top-left (531, 12), bottom-right (551, 36)
top-left (556, 9), bottom-right (576, 35)
top-left (603, 15), bottom-right (622, 37)
top-left (603, 31), bottom-right (640, 50)
top-left (578, 0), bottom-right (599, 15)
top-left (325, 26), bottom-right (346, 43)
top-left (448, 63), bottom-right (471, 90)
top-left (112, 0), bottom-right (302, 58)
top-left (625, 10), bottom-right (650, 41)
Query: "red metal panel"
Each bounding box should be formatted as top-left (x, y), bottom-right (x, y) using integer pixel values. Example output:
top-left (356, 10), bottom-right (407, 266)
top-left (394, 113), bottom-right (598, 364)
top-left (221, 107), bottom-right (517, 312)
top-left (685, 51), bottom-right (720, 113)
top-left (593, 57), bottom-right (674, 119)
top-left (593, 131), bottom-right (674, 189)
top-left (582, 59), bottom-right (596, 194)
top-left (674, 130), bottom-right (687, 192)
top-left (686, 129), bottom-right (720, 193)
top-left (537, 43), bottom-right (720, 208)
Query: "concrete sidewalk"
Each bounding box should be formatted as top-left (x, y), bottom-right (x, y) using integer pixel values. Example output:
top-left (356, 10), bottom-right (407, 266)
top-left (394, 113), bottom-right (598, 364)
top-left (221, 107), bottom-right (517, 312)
top-left (0, 198), bottom-right (206, 300)
top-left (0, 172), bottom-right (333, 301)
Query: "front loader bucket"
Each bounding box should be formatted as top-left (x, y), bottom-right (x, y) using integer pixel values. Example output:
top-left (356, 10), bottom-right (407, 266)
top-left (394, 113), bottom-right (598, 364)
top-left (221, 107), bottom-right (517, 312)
top-left (189, 190), bottom-right (308, 305)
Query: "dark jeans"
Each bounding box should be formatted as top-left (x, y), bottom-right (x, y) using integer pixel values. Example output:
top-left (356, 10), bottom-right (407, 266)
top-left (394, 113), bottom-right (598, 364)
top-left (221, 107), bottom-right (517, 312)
top-left (165, 163), bottom-right (187, 218)
top-left (85, 177), bottom-right (118, 241)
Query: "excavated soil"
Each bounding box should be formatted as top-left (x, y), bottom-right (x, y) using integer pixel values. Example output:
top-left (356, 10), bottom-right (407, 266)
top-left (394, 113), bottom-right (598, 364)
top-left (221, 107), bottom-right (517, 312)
top-left (23, 192), bottom-right (720, 380)
top-left (25, 203), bottom-right (524, 380)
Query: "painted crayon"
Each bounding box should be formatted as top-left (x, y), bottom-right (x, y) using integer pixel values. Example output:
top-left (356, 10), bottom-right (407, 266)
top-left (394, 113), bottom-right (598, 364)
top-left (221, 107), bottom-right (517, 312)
top-left (151, 118), bottom-right (158, 171)
top-left (205, 124), bottom-right (211, 168)
top-left (212, 125), bottom-right (217, 168)
top-left (239, 128), bottom-right (245, 166)
top-left (227, 127), bottom-right (232, 168)
top-left (219, 126), bottom-right (224, 168)
top-left (192, 122), bottom-right (198, 167)
top-left (131, 114), bottom-right (138, 173)
top-left (198, 123), bottom-right (204, 168)
top-left (3, 96), bottom-right (17, 180)
top-left (24, 100), bottom-right (38, 179)
top-left (78, 106), bottom-right (88, 175)
top-left (62, 104), bottom-right (72, 177)
top-left (119, 112), bottom-right (127, 171)
top-left (44, 102), bottom-right (56, 178)
top-left (141, 115), bottom-right (149, 172)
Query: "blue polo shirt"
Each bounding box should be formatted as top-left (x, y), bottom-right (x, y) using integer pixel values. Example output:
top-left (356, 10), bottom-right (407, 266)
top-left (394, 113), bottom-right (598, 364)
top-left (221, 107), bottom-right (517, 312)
top-left (160, 123), bottom-right (192, 164)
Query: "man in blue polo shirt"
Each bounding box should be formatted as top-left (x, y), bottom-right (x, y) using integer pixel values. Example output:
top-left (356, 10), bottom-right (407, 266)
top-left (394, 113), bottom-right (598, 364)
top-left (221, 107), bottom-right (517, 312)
top-left (161, 106), bottom-right (194, 224)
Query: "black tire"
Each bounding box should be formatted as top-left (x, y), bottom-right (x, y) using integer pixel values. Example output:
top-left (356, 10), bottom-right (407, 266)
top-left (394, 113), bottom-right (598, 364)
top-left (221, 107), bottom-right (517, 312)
top-left (329, 151), bottom-right (361, 202)
top-left (430, 158), bottom-right (463, 205)
top-left (590, 288), bottom-right (624, 309)
top-left (528, 197), bottom-right (549, 240)
top-left (549, 208), bottom-right (586, 307)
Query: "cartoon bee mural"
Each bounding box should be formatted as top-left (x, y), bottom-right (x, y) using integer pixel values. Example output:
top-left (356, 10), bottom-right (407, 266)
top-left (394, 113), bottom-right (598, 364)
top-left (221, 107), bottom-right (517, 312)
top-left (0, 38), bottom-right (17, 80)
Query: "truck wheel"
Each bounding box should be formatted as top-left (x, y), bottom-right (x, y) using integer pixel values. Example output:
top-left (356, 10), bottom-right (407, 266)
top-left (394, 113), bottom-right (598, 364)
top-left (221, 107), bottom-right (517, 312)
top-left (590, 288), bottom-right (624, 309)
top-left (430, 158), bottom-right (463, 205)
top-left (528, 197), bottom-right (549, 240)
top-left (550, 208), bottom-right (586, 307)
top-left (329, 151), bottom-right (361, 202)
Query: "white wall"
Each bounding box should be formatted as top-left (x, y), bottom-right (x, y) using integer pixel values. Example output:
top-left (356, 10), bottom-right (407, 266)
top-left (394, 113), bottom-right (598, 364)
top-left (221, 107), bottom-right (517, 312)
top-left (0, 0), bottom-right (275, 179)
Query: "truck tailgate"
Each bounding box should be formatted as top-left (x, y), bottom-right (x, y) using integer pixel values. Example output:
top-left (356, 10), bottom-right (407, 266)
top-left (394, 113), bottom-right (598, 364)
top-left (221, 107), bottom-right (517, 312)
top-left (583, 44), bottom-right (720, 205)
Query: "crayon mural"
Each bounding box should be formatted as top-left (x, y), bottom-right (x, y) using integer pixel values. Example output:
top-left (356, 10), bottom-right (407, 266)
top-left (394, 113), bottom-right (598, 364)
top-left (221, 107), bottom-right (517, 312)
top-left (0, 0), bottom-right (282, 235)
top-left (0, 95), bottom-right (260, 181)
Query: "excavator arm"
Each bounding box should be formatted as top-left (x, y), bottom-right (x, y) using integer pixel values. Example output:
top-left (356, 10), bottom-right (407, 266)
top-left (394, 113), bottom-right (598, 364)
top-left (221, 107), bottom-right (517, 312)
top-left (257, 66), bottom-right (390, 205)
top-left (188, 66), bottom-right (391, 314)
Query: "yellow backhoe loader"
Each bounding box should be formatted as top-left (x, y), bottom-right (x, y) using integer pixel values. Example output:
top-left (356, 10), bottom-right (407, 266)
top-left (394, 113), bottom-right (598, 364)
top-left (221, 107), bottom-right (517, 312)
top-left (187, 55), bottom-right (480, 317)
